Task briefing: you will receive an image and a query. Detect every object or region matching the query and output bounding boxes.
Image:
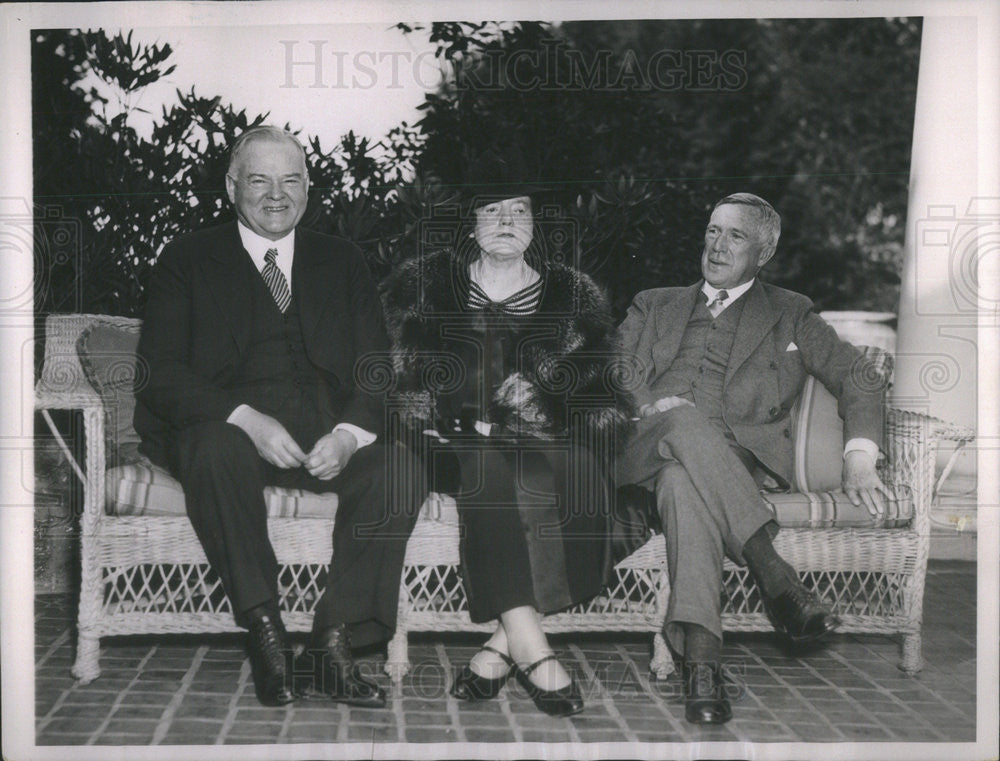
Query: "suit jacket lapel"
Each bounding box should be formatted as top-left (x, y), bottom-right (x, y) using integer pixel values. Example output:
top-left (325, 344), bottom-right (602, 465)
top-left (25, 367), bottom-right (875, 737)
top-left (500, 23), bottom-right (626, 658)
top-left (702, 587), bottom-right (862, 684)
top-left (655, 283), bottom-right (702, 366)
top-left (201, 223), bottom-right (253, 355)
top-left (725, 280), bottom-right (780, 386)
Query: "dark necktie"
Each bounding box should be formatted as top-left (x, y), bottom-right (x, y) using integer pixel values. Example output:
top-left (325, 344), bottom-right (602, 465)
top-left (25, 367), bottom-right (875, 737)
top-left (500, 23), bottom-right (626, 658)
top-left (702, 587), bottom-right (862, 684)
top-left (262, 248), bottom-right (291, 313)
top-left (707, 289), bottom-right (729, 318)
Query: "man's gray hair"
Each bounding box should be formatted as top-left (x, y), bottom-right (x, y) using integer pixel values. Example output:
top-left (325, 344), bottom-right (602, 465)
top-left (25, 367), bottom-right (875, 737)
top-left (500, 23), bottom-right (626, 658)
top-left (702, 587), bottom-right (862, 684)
top-left (713, 193), bottom-right (781, 255)
top-left (227, 125), bottom-right (308, 176)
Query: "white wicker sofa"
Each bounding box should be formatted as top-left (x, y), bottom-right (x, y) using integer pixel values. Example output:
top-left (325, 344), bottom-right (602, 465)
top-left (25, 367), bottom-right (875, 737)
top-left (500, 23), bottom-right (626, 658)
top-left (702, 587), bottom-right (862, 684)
top-left (35, 313), bottom-right (973, 684)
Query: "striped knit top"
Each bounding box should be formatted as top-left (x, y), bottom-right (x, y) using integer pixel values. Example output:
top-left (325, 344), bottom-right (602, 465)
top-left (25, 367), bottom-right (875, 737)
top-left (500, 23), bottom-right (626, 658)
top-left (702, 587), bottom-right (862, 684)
top-left (466, 277), bottom-right (543, 314)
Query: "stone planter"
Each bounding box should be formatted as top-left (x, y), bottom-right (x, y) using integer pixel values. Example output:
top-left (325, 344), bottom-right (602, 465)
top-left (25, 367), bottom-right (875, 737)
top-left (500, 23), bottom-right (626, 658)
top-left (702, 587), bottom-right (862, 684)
top-left (819, 311), bottom-right (897, 353)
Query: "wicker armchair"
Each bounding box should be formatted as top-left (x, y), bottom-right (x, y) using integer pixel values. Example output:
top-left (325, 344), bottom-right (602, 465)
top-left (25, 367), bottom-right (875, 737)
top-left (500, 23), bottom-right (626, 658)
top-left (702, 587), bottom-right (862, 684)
top-left (36, 314), bottom-right (974, 683)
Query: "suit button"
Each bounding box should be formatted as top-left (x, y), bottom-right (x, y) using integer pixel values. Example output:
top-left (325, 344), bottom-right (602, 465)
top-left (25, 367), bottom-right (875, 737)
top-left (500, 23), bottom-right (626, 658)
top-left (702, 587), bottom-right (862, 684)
top-left (769, 361), bottom-right (777, 370)
top-left (783, 428), bottom-right (791, 438)
top-left (769, 406), bottom-right (779, 416)
top-left (691, 381), bottom-right (698, 388)
top-left (699, 367), bottom-right (705, 374)
top-left (711, 324), bottom-right (717, 330)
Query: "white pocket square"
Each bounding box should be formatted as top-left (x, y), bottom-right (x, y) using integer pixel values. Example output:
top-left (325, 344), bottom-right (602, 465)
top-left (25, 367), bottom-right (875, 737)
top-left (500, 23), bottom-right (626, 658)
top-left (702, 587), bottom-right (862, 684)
top-left (785, 342), bottom-right (799, 352)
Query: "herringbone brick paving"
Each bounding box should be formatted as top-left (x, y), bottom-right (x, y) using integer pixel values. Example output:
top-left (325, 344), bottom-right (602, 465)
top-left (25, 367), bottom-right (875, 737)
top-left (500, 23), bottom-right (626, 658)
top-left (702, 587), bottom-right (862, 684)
top-left (34, 561), bottom-right (976, 745)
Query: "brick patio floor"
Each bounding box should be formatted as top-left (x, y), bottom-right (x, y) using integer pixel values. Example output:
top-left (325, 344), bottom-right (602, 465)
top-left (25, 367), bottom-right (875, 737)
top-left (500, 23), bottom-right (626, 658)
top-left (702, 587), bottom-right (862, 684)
top-left (33, 561), bottom-right (977, 746)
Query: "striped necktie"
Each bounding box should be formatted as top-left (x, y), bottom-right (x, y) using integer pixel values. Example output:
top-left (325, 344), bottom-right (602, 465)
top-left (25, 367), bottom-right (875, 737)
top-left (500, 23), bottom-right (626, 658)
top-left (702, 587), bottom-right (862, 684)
top-left (261, 248), bottom-right (291, 313)
top-left (707, 289), bottom-right (729, 318)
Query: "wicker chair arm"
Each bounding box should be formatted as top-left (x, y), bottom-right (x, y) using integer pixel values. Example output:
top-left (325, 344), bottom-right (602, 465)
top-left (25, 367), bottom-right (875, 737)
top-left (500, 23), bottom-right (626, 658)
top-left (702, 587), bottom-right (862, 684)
top-left (888, 407), bottom-right (975, 443)
top-left (35, 386), bottom-right (102, 411)
top-left (34, 386), bottom-right (107, 530)
top-left (883, 406), bottom-right (975, 525)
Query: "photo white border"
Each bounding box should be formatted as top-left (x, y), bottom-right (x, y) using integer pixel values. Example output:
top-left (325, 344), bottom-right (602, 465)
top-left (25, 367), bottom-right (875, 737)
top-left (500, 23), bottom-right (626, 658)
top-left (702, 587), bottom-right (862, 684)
top-left (2, 1), bottom-right (997, 760)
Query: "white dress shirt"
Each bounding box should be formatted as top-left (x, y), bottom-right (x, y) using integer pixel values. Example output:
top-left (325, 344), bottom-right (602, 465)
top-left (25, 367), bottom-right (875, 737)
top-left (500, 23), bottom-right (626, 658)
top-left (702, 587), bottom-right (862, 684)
top-left (237, 222), bottom-right (295, 292)
top-left (701, 278), bottom-right (756, 316)
top-left (700, 278), bottom-right (877, 464)
top-left (227, 222), bottom-right (375, 450)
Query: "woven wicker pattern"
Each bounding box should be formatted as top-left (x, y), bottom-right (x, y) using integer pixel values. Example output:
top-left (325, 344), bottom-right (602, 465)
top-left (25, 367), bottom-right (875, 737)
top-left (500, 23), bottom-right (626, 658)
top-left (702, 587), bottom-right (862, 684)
top-left (36, 314), bottom-right (975, 685)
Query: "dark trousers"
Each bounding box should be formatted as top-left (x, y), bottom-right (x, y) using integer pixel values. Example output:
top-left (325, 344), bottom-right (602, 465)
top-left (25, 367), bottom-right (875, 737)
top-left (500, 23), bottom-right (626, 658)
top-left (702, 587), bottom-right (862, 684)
top-left (430, 440), bottom-right (611, 624)
top-left (167, 421), bottom-right (418, 648)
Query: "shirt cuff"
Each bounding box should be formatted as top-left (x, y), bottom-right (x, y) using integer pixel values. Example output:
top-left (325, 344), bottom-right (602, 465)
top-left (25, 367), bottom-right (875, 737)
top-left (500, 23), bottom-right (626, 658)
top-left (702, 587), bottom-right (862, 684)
top-left (226, 403), bottom-right (250, 425)
top-left (333, 423), bottom-right (376, 449)
top-left (844, 437), bottom-right (879, 463)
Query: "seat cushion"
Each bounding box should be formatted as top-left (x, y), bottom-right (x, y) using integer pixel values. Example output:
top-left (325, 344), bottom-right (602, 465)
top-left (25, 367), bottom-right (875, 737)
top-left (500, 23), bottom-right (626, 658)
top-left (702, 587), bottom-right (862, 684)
top-left (761, 487), bottom-right (913, 529)
top-left (106, 460), bottom-right (339, 518)
top-left (106, 466), bottom-right (909, 529)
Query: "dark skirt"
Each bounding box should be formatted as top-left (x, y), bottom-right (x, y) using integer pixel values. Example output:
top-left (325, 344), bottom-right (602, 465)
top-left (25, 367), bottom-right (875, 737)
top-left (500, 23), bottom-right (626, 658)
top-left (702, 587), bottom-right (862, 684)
top-left (429, 436), bottom-right (613, 623)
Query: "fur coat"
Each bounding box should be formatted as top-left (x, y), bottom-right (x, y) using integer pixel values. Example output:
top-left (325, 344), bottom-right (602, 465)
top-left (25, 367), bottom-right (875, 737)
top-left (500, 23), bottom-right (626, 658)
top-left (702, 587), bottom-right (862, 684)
top-left (379, 250), bottom-right (632, 441)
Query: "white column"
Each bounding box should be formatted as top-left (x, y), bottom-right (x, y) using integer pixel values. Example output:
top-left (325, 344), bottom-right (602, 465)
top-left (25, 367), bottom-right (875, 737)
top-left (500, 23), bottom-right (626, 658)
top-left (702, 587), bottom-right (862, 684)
top-left (892, 15), bottom-right (987, 486)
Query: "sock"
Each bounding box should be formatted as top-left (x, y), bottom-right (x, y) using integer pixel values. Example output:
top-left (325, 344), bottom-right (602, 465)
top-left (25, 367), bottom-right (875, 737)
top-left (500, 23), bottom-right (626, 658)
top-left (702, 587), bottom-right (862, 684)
top-left (683, 623), bottom-right (722, 663)
top-left (742, 526), bottom-right (800, 599)
top-left (244, 599), bottom-right (280, 624)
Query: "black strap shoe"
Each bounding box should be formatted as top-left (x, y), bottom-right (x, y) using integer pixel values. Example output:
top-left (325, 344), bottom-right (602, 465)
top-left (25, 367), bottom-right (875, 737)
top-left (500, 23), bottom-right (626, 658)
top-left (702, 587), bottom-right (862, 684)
top-left (761, 581), bottom-right (841, 644)
top-left (514, 653), bottom-right (584, 718)
top-left (295, 624), bottom-right (386, 708)
top-left (246, 610), bottom-right (296, 706)
top-left (681, 660), bottom-right (732, 725)
top-left (450, 645), bottom-right (515, 701)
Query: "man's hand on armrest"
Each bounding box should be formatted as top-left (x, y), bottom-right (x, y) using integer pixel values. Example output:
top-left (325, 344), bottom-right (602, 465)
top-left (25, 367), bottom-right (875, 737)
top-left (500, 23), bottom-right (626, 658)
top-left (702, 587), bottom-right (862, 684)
top-left (228, 405), bottom-right (307, 469)
top-left (842, 449), bottom-right (889, 518)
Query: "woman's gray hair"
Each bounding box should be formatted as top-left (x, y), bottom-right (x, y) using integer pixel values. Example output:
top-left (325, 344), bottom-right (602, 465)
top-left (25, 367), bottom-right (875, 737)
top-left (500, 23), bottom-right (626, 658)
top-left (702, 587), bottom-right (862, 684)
top-left (713, 193), bottom-right (781, 255)
top-left (227, 126), bottom-right (308, 176)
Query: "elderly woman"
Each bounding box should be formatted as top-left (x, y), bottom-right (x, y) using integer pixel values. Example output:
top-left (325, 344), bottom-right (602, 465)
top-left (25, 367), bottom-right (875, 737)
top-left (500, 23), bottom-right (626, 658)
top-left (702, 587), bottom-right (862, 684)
top-left (380, 163), bottom-right (628, 717)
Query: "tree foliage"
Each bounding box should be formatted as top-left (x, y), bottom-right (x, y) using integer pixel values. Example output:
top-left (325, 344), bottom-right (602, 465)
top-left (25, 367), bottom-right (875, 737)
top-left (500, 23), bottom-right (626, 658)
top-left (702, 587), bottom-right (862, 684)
top-left (405, 19), bottom-right (920, 316)
top-left (31, 29), bottom-right (424, 317)
top-left (33, 19), bottom-right (920, 322)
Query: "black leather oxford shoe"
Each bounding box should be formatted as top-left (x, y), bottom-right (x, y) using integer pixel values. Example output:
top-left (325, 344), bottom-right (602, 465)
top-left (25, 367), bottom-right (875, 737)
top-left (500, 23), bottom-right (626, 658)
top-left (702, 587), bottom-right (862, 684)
top-left (681, 660), bottom-right (732, 725)
top-left (761, 582), bottom-right (841, 645)
top-left (295, 624), bottom-right (386, 708)
top-left (246, 610), bottom-right (296, 707)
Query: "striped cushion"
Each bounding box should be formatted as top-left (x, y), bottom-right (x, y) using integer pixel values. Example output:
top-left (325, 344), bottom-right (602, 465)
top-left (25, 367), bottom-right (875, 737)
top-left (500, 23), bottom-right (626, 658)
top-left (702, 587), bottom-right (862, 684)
top-left (105, 461), bottom-right (910, 529)
top-left (761, 487), bottom-right (912, 529)
top-left (376, 490), bottom-right (912, 529)
top-left (792, 346), bottom-right (893, 493)
top-left (106, 460), bottom-right (339, 519)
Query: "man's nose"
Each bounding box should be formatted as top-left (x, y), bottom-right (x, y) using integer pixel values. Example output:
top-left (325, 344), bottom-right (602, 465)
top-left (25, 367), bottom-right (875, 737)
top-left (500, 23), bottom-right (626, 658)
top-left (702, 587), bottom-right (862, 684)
top-left (498, 207), bottom-right (513, 225)
top-left (266, 182), bottom-right (285, 199)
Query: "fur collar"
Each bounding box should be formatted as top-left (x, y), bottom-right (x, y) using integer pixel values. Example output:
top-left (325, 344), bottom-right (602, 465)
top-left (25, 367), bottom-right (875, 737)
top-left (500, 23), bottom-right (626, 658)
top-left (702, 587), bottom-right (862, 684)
top-left (381, 249), bottom-right (612, 365)
top-left (380, 250), bottom-right (629, 438)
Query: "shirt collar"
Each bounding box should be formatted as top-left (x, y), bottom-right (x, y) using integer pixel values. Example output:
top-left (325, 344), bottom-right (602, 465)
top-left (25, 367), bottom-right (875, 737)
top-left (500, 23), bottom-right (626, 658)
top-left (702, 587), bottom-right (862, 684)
top-left (702, 277), bottom-right (755, 305)
top-left (236, 222), bottom-right (295, 273)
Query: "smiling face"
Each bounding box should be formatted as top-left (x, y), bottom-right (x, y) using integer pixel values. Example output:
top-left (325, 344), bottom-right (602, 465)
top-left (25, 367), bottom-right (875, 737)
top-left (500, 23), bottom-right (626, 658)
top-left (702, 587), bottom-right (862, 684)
top-left (225, 136), bottom-right (309, 241)
top-left (701, 203), bottom-right (775, 289)
top-left (473, 196), bottom-right (534, 258)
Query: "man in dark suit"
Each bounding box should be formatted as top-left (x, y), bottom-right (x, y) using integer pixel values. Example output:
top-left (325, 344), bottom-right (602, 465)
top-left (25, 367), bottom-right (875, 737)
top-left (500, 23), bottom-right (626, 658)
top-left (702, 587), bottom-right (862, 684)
top-left (617, 193), bottom-right (888, 724)
top-left (134, 126), bottom-right (417, 708)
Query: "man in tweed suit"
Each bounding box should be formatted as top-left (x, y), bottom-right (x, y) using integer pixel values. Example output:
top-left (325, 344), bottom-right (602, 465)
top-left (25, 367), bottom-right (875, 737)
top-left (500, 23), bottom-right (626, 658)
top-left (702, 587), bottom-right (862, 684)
top-left (617, 193), bottom-right (888, 724)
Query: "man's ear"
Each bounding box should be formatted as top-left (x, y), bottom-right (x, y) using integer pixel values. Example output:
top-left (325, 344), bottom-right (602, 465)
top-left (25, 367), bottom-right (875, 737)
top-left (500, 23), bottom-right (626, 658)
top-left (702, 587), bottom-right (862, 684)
top-left (757, 246), bottom-right (777, 269)
top-left (225, 174), bottom-right (237, 205)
